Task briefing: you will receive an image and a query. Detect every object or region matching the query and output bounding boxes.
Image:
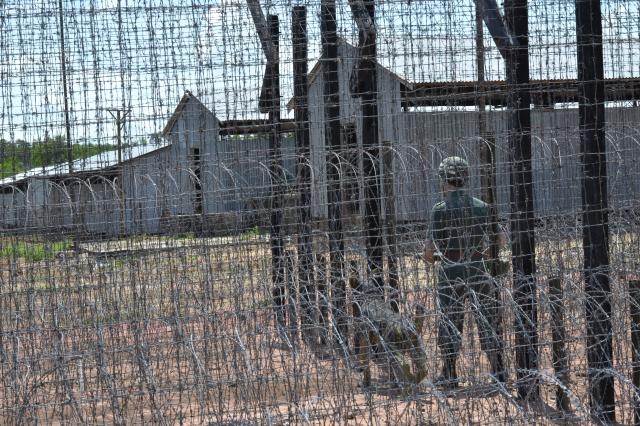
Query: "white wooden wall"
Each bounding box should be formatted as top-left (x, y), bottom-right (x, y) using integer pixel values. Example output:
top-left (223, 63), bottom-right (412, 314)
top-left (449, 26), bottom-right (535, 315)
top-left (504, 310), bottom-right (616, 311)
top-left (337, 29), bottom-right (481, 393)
top-left (395, 107), bottom-right (640, 221)
top-left (307, 39), bottom-right (402, 219)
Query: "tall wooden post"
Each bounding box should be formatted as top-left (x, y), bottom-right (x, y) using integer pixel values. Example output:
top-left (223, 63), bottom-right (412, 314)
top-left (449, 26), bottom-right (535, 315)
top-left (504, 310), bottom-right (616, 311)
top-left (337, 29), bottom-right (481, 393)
top-left (358, 1), bottom-right (384, 292)
top-left (244, 4), bottom-right (287, 335)
top-left (58, 0), bottom-right (72, 174)
top-left (321, 0), bottom-right (346, 341)
top-left (265, 16), bottom-right (286, 335)
top-left (292, 6), bottom-right (314, 336)
top-left (549, 277), bottom-right (571, 411)
top-left (58, 0), bottom-right (80, 247)
top-left (630, 280), bottom-right (640, 425)
top-left (476, 1), bottom-right (499, 275)
top-left (504, 0), bottom-right (538, 401)
top-left (383, 141), bottom-right (398, 311)
top-left (576, 0), bottom-right (615, 421)
top-left (116, 109), bottom-right (126, 237)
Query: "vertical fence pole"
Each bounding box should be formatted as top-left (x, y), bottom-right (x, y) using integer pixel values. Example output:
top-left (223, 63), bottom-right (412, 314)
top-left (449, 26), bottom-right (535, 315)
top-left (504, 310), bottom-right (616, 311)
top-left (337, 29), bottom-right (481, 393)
top-left (630, 280), bottom-right (640, 425)
top-left (504, 0), bottom-right (539, 401)
top-left (575, 0), bottom-right (615, 421)
top-left (549, 277), bottom-right (571, 411)
top-left (292, 6), bottom-right (314, 337)
top-left (383, 141), bottom-right (398, 312)
top-left (266, 15), bottom-right (286, 335)
top-left (321, 0), bottom-right (346, 341)
top-left (58, 0), bottom-right (72, 174)
top-left (357, 1), bottom-right (384, 293)
top-left (476, 1), bottom-right (499, 276)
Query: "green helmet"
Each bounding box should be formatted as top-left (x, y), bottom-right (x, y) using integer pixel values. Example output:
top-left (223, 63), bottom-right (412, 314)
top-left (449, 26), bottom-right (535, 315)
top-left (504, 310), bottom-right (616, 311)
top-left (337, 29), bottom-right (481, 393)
top-left (438, 156), bottom-right (469, 187)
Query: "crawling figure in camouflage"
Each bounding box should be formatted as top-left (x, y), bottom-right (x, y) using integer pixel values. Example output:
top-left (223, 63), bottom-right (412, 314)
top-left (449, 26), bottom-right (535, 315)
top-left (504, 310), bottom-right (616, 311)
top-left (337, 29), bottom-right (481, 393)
top-left (350, 275), bottom-right (427, 389)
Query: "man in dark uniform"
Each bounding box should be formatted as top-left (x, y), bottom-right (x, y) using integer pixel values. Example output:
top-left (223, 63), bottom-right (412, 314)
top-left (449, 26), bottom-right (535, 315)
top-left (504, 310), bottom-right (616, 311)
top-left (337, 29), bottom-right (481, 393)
top-left (424, 156), bottom-right (506, 389)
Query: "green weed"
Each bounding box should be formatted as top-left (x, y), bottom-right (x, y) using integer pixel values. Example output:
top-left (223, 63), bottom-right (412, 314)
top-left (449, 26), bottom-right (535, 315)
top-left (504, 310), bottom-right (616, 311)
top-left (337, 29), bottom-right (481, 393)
top-left (0, 239), bottom-right (73, 262)
top-left (173, 232), bottom-right (195, 240)
top-left (239, 226), bottom-right (262, 241)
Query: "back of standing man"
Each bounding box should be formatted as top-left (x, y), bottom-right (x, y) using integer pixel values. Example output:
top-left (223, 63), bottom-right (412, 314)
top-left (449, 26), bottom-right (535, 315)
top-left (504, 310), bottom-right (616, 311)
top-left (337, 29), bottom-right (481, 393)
top-left (424, 156), bottom-right (506, 389)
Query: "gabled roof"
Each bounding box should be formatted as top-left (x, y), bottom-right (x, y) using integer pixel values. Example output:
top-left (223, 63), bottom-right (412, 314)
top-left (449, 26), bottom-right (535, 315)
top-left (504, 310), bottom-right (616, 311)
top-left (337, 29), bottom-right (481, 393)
top-left (0, 143), bottom-right (170, 187)
top-left (285, 38), bottom-right (413, 111)
top-left (162, 90), bottom-right (220, 136)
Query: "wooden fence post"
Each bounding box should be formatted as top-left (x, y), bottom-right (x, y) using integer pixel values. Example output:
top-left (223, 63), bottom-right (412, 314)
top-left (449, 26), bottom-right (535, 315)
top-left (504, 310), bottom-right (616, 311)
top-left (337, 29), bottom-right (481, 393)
top-left (548, 276), bottom-right (571, 411)
top-left (264, 15), bottom-right (287, 337)
top-left (576, 0), bottom-right (615, 420)
top-left (504, 0), bottom-right (538, 401)
top-left (629, 279), bottom-right (640, 425)
top-left (383, 141), bottom-right (398, 312)
top-left (292, 5), bottom-right (314, 340)
top-left (321, 0), bottom-right (347, 342)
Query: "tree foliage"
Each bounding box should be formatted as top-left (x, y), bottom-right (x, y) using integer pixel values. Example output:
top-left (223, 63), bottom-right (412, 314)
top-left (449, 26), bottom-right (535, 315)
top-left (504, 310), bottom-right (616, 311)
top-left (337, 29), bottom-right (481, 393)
top-left (0, 136), bottom-right (117, 179)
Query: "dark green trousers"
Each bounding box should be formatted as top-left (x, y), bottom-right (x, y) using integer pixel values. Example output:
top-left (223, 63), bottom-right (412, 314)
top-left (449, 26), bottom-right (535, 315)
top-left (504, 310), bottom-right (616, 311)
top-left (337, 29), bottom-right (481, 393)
top-left (437, 261), bottom-right (504, 365)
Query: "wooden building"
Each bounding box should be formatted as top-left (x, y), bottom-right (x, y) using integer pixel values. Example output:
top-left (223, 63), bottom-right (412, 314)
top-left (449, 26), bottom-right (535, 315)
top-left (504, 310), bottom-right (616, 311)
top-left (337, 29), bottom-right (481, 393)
top-left (0, 91), bottom-right (296, 237)
top-left (300, 39), bottom-right (640, 223)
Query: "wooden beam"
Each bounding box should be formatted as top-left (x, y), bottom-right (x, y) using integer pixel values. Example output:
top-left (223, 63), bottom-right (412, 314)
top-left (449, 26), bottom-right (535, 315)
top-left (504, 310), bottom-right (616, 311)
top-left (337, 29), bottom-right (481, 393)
top-left (352, 0), bottom-right (384, 292)
top-left (218, 119), bottom-right (295, 136)
top-left (348, 0), bottom-right (375, 41)
top-left (246, 0), bottom-right (276, 64)
top-left (474, 0), bottom-right (517, 60)
top-left (403, 77), bottom-right (640, 107)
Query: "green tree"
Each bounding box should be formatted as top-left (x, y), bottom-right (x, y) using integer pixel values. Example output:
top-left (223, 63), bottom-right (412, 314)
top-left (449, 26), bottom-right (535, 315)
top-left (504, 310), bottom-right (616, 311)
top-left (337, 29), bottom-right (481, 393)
top-left (0, 135), bottom-right (118, 180)
top-left (31, 135), bottom-right (69, 167)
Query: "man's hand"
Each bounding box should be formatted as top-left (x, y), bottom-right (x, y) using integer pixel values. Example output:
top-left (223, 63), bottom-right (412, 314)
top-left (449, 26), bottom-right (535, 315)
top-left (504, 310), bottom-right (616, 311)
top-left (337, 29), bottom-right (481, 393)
top-left (423, 239), bottom-right (436, 264)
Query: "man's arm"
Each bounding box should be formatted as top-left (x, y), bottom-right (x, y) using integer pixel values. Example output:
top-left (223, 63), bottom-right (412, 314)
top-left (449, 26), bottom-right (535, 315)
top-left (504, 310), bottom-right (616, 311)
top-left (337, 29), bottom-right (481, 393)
top-left (492, 215), bottom-right (508, 250)
top-left (424, 206), bottom-right (442, 264)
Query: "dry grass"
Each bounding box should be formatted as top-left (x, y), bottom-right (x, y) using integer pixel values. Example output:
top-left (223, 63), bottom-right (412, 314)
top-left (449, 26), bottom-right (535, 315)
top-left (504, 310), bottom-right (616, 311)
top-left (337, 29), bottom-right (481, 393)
top-left (0, 229), bottom-right (638, 424)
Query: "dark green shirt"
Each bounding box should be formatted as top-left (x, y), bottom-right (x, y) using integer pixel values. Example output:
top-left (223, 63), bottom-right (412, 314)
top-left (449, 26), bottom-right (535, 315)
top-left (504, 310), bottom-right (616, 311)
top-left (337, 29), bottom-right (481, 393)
top-left (430, 189), bottom-right (495, 258)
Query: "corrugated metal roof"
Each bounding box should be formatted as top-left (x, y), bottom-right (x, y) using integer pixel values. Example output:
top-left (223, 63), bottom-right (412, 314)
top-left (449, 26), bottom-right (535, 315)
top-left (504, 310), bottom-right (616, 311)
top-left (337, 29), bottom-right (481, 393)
top-left (0, 142), bottom-right (169, 187)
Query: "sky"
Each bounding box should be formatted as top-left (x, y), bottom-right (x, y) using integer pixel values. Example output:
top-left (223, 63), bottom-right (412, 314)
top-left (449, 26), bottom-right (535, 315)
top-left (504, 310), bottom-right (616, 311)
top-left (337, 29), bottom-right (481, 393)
top-left (0, 0), bottom-right (638, 146)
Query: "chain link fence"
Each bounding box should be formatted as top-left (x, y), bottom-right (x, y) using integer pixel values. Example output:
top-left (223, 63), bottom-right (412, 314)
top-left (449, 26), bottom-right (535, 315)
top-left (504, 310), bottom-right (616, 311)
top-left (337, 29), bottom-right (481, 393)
top-left (1, 0), bottom-right (640, 424)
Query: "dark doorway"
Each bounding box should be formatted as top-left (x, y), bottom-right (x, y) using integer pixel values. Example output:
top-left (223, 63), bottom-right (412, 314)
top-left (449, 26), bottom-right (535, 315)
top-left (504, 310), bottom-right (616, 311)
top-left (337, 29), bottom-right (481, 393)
top-left (191, 147), bottom-right (203, 215)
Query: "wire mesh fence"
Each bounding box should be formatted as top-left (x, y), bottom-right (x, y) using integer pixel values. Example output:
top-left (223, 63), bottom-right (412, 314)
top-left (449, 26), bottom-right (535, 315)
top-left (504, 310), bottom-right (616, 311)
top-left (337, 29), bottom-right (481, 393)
top-left (1, 0), bottom-right (640, 424)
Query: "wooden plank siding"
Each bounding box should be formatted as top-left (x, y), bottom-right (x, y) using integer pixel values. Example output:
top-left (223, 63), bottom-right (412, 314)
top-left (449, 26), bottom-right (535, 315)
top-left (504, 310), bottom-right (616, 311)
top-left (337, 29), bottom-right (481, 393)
top-left (303, 39), bottom-right (640, 224)
top-left (307, 39), bottom-right (402, 219)
top-left (394, 107), bottom-right (640, 222)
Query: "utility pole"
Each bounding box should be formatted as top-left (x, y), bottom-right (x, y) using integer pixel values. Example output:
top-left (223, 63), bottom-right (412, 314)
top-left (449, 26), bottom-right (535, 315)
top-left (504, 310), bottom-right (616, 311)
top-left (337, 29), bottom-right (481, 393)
top-left (107, 108), bottom-right (131, 237)
top-left (107, 109), bottom-right (131, 165)
top-left (58, 0), bottom-right (78, 246)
